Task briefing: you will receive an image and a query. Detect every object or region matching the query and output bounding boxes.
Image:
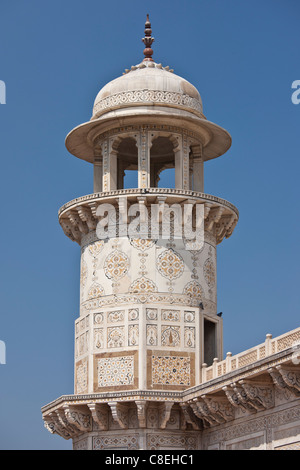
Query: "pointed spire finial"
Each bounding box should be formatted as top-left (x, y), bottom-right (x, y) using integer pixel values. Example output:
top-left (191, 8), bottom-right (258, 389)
top-left (142, 14), bottom-right (155, 61)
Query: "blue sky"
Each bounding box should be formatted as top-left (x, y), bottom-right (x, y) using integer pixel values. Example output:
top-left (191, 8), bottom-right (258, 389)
top-left (0, 0), bottom-right (299, 450)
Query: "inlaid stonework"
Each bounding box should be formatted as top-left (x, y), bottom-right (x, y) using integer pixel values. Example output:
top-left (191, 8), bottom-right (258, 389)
top-left (147, 350), bottom-right (195, 390)
top-left (42, 17), bottom-right (300, 451)
top-left (93, 351), bottom-right (139, 392)
top-left (151, 355), bottom-right (191, 386)
top-left (97, 355), bottom-right (134, 387)
top-left (79, 232), bottom-right (218, 316)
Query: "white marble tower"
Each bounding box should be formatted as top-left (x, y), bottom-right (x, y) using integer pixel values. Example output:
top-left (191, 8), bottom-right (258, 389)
top-left (42, 16), bottom-right (241, 450)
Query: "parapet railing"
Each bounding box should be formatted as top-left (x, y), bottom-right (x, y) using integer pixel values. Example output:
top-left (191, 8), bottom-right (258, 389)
top-left (201, 326), bottom-right (300, 383)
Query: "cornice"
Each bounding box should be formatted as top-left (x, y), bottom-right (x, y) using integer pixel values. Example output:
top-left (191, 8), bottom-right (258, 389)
top-left (58, 189), bottom-right (239, 246)
top-left (41, 345), bottom-right (300, 439)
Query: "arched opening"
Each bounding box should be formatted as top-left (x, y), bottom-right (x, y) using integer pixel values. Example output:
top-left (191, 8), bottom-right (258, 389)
top-left (116, 137), bottom-right (138, 189)
top-left (157, 168), bottom-right (175, 189)
top-left (150, 136), bottom-right (175, 188)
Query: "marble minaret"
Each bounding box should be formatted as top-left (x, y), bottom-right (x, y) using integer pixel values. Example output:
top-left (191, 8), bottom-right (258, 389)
top-left (42, 16), bottom-right (240, 450)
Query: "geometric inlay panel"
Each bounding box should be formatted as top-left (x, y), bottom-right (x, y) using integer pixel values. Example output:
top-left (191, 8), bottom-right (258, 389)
top-left (97, 356), bottom-right (134, 387)
top-left (152, 355), bottom-right (190, 386)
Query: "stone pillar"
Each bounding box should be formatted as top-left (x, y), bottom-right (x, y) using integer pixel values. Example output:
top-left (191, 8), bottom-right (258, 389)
top-left (174, 137), bottom-right (183, 190)
top-left (191, 144), bottom-right (204, 192)
top-left (101, 138), bottom-right (110, 192)
top-left (189, 155), bottom-right (193, 190)
top-left (117, 159), bottom-right (125, 190)
top-left (138, 129), bottom-right (150, 189)
top-left (138, 304), bottom-right (147, 389)
top-left (174, 134), bottom-right (190, 190)
top-left (93, 148), bottom-right (103, 193)
top-left (150, 163), bottom-right (155, 187)
top-left (109, 138), bottom-right (118, 191)
top-left (182, 134), bottom-right (190, 190)
top-left (150, 163), bottom-right (161, 188)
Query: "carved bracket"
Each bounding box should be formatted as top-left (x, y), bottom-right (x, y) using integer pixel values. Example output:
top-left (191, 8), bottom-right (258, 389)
top-left (202, 394), bottom-right (234, 422)
top-left (45, 409), bottom-right (79, 440)
top-left (268, 367), bottom-right (300, 397)
top-left (158, 402), bottom-right (174, 429)
top-left (63, 405), bottom-right (92, 432)
top-left (179, 403), bottom-right (202, 430)
top-left (238, 380), bottom-right (274, 410)
top-left (43, 413), bottom-right (73, 440)
top-left (191, 398), bottom-right (224, 426)
top-left (276, 365), bottom-right (300, 393)
top-left (135, 400), bottom-right (148, 428)
top-left (108, 401), bottom-right (129, 429)
top-left (77, 206), bottom-right (97, 230)
top-left (88, 403), bottom-right (109, 430)
top-left (223, 385), bottom-right (257, 412)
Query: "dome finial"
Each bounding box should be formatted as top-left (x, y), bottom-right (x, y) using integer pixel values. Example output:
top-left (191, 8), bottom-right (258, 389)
top-left (142, 14), bottom-right (155, 61)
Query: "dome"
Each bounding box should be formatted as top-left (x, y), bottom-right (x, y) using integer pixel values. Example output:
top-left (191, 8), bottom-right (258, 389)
top-left (91, 61), bottom-right (204, 120)
top-left (65, 15), bottom-right (231, 163)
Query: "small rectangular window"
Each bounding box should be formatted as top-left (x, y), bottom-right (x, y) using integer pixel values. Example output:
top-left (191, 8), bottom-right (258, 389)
top-left (204, 319), bottom-right (216, 366)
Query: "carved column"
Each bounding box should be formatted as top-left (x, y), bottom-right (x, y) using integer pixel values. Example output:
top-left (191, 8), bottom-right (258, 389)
top-left (101, 138), bottom-right (110, 192)
top-left (109, 138), bottom-right (118, 190)
top-left (189, 155), bottom-right (193, 190)
top-left (182, 134), bottom-right (190, 190)
top-left (138, 129), bottom-right (150, 189)
top-left (93, 147), bottom-right (103, 193)
top-left (174, 136), bottom-right (183, 189)
top-left (150, 162), bottom-right (161, 188)
top-left (191, 144), bottom-right (204, 192)
top-left (117, 159), bottom-right (125, 189)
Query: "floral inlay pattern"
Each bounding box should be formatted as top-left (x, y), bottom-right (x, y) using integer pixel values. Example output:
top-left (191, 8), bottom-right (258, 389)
top-left (161, 326), bottom-right (180, 347)
top-left (104, 250), bottom-right (129, 280)
top-left (203, 258), bottom-right (216, 287)
top-left (87, 283), bottom-right (105, 299)
top-left (80, 259), bottom-right (88, 287)
top-left (156, 248), bottom-right (184, 280)
top-left (130, 238), bottom-right (155, 251)
top-left (183, 280), bottom-right (204, 300)
top-left (88, 240), bottom-right (105, 257)
top-left (129, 276), bottom-right (157, 293)
top-left (107, 326), bottom-right (125, 348)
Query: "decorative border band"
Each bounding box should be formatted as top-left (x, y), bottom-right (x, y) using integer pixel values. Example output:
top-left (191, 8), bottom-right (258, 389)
top-left (93, 90), bottom-right (203, 118)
